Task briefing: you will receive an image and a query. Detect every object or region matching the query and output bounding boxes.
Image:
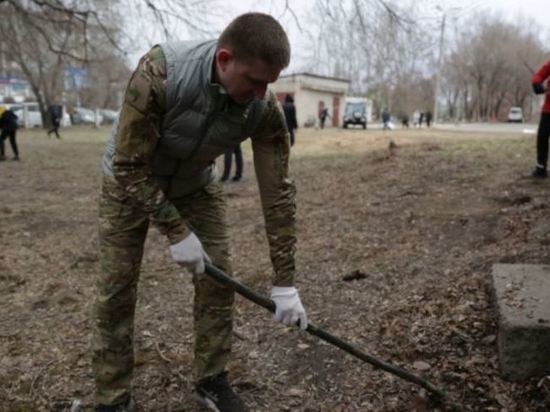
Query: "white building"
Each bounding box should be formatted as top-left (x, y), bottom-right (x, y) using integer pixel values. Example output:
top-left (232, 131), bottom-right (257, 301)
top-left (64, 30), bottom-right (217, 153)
top-left (0, 77), bottom-right (32, 103)
top-left (269, 73), bottom-right (350, 128)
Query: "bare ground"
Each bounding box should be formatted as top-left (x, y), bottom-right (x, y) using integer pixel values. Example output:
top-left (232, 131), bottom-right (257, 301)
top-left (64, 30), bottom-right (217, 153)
top-left (1, 125), bottom-right (549, 411)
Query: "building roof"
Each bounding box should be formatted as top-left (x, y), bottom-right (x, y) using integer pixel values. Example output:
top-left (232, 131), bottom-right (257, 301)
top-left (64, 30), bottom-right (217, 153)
top-left (279, 72), bottom-right (351, 84)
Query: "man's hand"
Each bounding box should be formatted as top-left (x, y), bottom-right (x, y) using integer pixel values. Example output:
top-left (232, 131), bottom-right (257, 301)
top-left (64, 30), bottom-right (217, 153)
top-left (170, 232), bottom-right (211, 274)
top-left (270, 286), bottom-right (308, 330)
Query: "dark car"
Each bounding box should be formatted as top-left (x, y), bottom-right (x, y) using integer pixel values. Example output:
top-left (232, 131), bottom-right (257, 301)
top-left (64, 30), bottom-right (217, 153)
top-left (343, 101), bottom-right (367, 129)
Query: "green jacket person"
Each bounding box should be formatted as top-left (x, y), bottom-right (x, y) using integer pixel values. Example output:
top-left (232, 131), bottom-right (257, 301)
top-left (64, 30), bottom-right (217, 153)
top-left (94, 13), bottom-right (307, 412)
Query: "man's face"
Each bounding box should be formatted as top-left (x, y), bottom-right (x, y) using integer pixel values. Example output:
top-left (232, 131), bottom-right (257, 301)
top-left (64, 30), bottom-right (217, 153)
top-left (216, 49), bottom-right (282, 104)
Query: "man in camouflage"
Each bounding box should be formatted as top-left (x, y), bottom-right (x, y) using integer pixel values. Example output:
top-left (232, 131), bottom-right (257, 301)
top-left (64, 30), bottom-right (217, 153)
top-left (93, 13), bottom-right (308, 412)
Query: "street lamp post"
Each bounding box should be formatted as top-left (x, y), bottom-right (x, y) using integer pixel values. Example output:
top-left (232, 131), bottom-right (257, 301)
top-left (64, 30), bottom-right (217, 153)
top-left (433, 12), bottom-right (446, 124)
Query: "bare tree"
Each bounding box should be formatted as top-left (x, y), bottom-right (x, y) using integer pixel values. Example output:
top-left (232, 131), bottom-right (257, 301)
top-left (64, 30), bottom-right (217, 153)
top-left (0, 1), bottom-right (125, 124)
top-left (304, 0), bottom-right (440, 118)
top-left (79, 53), bottom-right (132, 109)
top-left (302, 0), bottom-right (549, 123)
top-left (441, 13), bottom-right (547, 121)
top-left (0, 0), bottom-right (219, 60)
top-left (0, 0), bottom-right (221, 126)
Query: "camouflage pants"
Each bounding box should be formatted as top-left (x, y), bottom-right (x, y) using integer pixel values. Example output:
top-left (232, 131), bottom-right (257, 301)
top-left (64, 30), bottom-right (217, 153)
top-left (93, 176), bottom-right (234, 406)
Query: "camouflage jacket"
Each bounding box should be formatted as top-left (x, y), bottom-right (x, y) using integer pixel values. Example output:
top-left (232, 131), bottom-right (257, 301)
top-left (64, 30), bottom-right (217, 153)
top-left (101, 43), bottom-right (297, 286)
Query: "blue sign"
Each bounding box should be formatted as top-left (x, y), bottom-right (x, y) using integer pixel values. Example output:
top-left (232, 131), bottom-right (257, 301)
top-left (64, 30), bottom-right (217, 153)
top-left (64, 68), bottom-right (87, 77)
top-left (64, 67), bottom-right (88, 90)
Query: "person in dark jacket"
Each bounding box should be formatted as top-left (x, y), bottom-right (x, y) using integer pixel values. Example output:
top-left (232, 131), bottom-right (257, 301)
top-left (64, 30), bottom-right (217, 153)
top-left (381, 109), bottom-right (390, 130)
top-left (0, 108), bottom-right (20, 161)
top-left (47, 104), bottom-right (62, 139)
top-left (531, 59), bottom-right (550, 178)
top-left (425, 110), bottom-right (433, 127)
top-left (401, 113), bottom-right (409, 128)
top-left (282, 94), bottom-right (298, 146)
top-left (220, 144), bottom-right (243, 182)
top-left (318, 105), bottom-right (330, 129)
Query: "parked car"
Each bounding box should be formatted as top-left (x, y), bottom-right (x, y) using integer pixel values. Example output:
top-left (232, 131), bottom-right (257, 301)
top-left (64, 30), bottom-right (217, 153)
top-left (507, 107), bottom-right (524, 123)
top-left (71, 107), bottom-right (103, 125)
top-left (343, 97), bottom-right (370, 129)
top-left (100, 109), bottom-right (119, 124)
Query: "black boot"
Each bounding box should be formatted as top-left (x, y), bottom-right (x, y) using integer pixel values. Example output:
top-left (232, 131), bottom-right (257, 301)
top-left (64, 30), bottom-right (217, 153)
top-left (532, 166), bottom-right (548, 178)
top-left (195, 372), bottom-right (248, 412)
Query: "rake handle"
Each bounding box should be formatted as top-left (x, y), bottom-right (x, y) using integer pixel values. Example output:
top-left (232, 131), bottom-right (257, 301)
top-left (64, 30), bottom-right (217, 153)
top-left (204, 263), bottom-right (447, 400)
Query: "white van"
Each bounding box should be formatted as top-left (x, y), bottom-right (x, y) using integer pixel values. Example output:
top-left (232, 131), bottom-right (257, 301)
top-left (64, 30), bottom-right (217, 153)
top-left (507, 107), bottom-right (524, 123)
top-left (20, 102), bottom-right (42, 127)
top-left (343, 97), bottom-right (372, 129)
top-left (2, 102), bottom-right (71, 128)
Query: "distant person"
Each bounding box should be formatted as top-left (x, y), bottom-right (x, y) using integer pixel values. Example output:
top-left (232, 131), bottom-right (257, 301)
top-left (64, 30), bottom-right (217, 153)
top-left (425, 111), bottom-right (433, 128)
top-left (531, 59), bottom-right (550, 178)
top-left (47, 104), bottom-right (62, 139)
top-left (401, 114), bottom-right (409, 128)
top-left (413, 110), bottom-right (420, 128)
top-left (0, 107), bottom-right (20, 161)
top-left (418, 111), bottom-right (424, 128)
top-left (220, 144), bottom-right (243, 182)
top-left (382, 109), bottom-right (391, 130)
top-left (318, 105), bottom-right (330, 129)
top-left (282, 94), bottom-right (298, 146)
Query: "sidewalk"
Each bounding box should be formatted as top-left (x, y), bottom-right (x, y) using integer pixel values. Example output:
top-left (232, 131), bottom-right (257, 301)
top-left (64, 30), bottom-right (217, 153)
top-left (433, 122), bottom-right (537, 134)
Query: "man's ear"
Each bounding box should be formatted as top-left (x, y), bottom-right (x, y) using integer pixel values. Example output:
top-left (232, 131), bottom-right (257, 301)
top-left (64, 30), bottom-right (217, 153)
top-left (216, 48), bottom-right (234, 72)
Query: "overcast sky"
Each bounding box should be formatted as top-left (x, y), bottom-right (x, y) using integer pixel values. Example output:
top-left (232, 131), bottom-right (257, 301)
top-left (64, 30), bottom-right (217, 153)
top-left (127, 0), bottom-right (550, 70)
top-left (478, 0), bottom-right (550, 26)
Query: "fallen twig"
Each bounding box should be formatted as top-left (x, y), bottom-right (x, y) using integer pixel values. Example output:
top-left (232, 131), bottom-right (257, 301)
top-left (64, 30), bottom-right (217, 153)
top-left (155, 341), bottom-right (172, 363)
top-left (29, 360), bottom-right (56, 398)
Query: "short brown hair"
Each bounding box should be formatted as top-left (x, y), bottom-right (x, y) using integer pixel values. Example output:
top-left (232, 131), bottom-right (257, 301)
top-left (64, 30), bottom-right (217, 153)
top-left (218, 13), bottom-right (290, 69)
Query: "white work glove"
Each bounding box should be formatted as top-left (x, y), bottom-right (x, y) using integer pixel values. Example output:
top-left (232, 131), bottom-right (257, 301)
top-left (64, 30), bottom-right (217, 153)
top-left (170, 232), bottom-right (211, 274)
top-left (270, 286), bottom-right (308, 330)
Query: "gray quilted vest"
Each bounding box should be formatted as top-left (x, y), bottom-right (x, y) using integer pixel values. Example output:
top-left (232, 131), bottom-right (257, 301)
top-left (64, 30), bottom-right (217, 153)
top-left (102, 40), bottom-right (269, 198)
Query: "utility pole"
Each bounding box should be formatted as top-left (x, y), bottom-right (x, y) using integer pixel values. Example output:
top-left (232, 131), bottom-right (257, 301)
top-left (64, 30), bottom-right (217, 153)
top-left (433, 13), bottom-right (446, 124)
top-left (0, 39), bottom-right (4, 77)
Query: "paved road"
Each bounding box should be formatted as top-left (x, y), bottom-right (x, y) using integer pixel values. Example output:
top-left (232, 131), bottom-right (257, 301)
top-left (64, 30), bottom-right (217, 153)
top-left (433, 122), bottom-right (538, 134)
top-left (364, 121), bottom-right (538, 134)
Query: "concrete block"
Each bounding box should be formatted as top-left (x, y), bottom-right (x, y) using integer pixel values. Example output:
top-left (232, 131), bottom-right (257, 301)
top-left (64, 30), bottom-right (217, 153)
top-left (491, 264), bottom-right (550, 381)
